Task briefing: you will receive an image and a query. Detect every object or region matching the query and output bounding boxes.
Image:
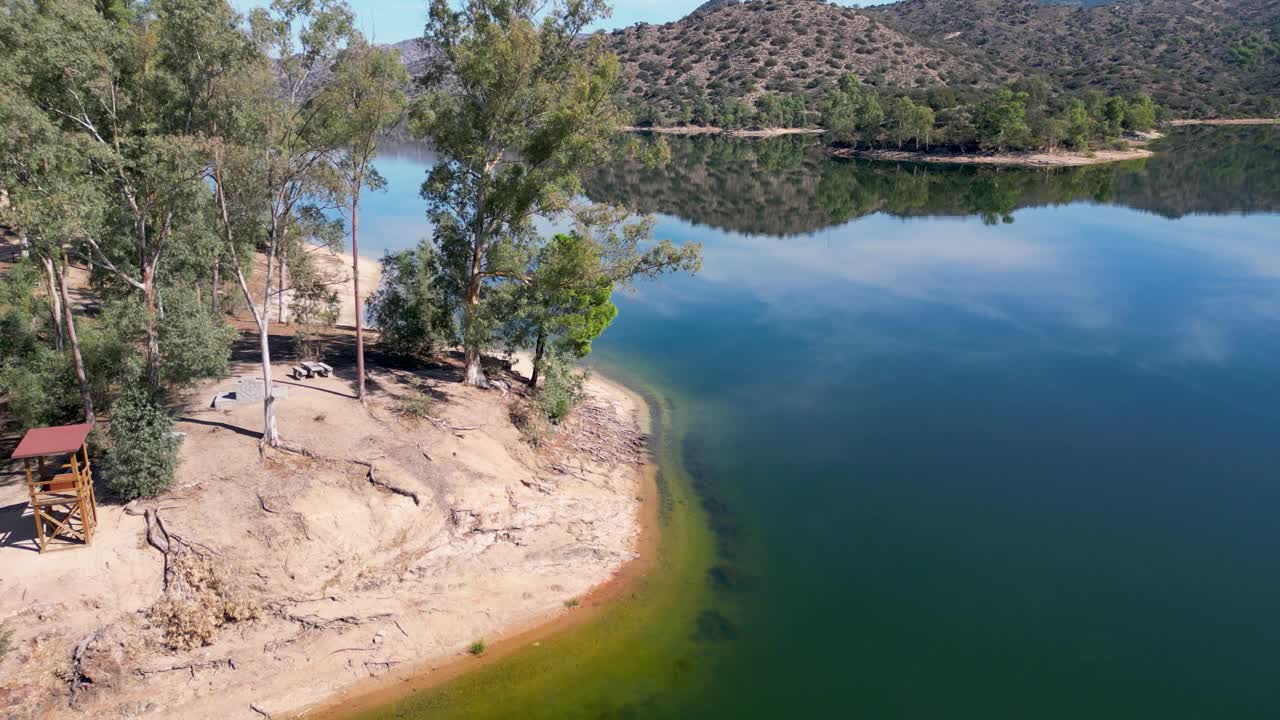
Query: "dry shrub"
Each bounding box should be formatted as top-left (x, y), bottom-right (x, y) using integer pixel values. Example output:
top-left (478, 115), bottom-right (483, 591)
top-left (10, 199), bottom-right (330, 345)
top-left (150, 552), bottom-right (259, 651)
top-left (511, 398), bottom-right (552, 446)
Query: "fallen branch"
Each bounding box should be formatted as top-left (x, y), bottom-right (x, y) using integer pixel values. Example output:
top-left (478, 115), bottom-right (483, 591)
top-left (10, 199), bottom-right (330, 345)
top-left (426, 415), bottom-right (481, 432)
top-left (135, 658), bottom-right (235, 679)
top-left (250, 704), bottom-right (272, 719)
top-left (364, 659), bottom-right (402, 675)
top-left (69, 627), bottom-right (101, 700)
top-left (365, 465), bottom-right (420, 506)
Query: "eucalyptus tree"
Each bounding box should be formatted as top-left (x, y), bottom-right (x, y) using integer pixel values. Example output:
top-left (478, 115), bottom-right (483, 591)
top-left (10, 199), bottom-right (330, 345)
top-left (411, 0), bottom-right (627, 387)
top-left (0, 92), bottom-right (105, 423)
top-left (204, 0), bottom-right (356, 447)
top-left (506, 206), bottom-right (701, 386)
top-left (0, 0), bottom-right (216, 390)
top-left (325, 38), bottom-right (408, 400)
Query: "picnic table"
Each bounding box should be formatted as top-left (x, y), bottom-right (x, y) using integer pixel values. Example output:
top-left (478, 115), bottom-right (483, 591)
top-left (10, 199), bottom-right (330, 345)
top-left (291, 361), bottom-right (333, 380)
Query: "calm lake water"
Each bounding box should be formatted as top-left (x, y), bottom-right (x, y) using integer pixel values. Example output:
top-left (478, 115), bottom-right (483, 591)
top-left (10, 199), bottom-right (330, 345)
top-left (350, 126), bottom-right (1280, 719)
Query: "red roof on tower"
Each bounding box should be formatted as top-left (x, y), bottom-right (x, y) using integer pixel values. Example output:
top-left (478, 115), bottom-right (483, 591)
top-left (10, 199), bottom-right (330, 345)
top-left (10, 423), bottom-right (94, 460)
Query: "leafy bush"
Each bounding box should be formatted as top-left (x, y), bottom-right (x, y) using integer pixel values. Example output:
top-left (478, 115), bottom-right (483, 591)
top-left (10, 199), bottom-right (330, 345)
top-left (107, 389), bottom-right (181, 500)
top-left (158, 290), bottom-right (237, 386)
top-left (0, 342), bottom-right (80, 429)
top-left (291, 278), bottom-right (340, 361)
top-left (534, 350), bottom-right (586, 424)
top-left (368, 240), bottom-right (456, 360)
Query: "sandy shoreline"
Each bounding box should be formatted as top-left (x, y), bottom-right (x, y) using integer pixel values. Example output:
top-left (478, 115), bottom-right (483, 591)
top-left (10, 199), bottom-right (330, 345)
top-left (623, 124), bottom-right (825, 138)
top-left (1166, 118), bottom-right (1279, 126)
top-left (305, 371), bottom-right (659, 720)
top-left (833, 144), bottom-right (1155, 168)
top-left (0, 298), bottom-right (654, 719)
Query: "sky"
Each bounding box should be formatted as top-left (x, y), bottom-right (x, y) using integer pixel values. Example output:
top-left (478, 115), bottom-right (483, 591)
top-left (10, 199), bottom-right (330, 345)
top-left (230, 1), bottom-right (883, 45)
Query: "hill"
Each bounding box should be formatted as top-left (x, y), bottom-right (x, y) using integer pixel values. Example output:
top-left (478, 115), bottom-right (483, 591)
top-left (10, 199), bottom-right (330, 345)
top-left (602, 0), bottom-right (1280, 123)
top-left (604, 0), bottom-right (1001, 125)
top-left (866, 0), bottom-right (1280, 117)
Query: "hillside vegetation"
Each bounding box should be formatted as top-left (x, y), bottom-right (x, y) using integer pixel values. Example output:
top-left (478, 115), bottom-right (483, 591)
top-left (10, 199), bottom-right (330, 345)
top-left (606, 0), bottom-right (998, 125)
top-left (602, 0), bottom-right (1280, 125)
top-left (868, 0), bottom-right (1280, 117)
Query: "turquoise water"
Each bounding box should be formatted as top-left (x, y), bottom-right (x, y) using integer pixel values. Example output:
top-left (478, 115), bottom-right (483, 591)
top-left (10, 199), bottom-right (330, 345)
top-left (354, 127), bottom-right (1280, 718)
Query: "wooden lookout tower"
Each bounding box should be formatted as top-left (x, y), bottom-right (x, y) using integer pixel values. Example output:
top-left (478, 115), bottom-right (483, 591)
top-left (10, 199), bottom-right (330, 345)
top-left (10, 423), bottom-right (98, 552)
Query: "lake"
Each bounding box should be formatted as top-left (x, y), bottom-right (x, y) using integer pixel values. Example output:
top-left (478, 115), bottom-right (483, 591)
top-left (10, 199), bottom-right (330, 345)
top-left (346, 126), bottom-right (1280, 719)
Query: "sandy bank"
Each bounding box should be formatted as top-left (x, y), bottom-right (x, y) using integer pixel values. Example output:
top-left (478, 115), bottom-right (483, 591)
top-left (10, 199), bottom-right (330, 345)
top-left (1166, 118), bottom-right (1279, 126)
top-left (623, 125), bottom-right (825, 138)
top-left (0, 342), bottom-right (650, 719)
top-left (833, 143), bottom-right (1155, 168)
top-left (251, 248), bottom-right (381, 329)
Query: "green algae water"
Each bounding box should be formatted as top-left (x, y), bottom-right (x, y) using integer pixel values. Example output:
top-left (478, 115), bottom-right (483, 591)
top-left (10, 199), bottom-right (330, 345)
top-left (344, 374), bottom-right (722, 719)
top-left (348, 126), bottom-right (1280, 718)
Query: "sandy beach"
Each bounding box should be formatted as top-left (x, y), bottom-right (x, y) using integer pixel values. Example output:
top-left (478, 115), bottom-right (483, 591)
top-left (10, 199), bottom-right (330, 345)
top-left (834, 144), bottom-right (1155, 168)
top-left (1166, 118), bottom-right (1279, 126)
top-left (623, 125), bottom-right (826, 138)
top-left (0, 275), bottom-right (652, 720)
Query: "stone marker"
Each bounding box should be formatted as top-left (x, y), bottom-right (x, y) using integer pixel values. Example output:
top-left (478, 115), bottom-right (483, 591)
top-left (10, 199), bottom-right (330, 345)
top-left (233, 377), bottom-right (289, 402)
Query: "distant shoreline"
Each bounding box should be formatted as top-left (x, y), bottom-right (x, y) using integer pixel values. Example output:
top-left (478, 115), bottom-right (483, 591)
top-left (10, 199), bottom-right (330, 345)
top-left (1166, 118), bottom-right (1279, 126)
top-left (622, 125), bottom-right (824, 138)
top-left (831, 145), bottom-right (1155, 168)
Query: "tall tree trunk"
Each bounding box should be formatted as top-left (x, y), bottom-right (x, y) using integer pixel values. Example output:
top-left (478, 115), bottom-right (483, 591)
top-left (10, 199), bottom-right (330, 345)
top-left (143, 266), bottom-right (161, 391)
top-left (462, 246), bottom-right (487, 388)
top-left (41, 253), bottom-right (64, 351)
top-left (529, 329), bottom-right (546, 387)
top-left (56, 255), bottom-right (93, 424)
top-left (211, 256), bottom-right (220, 315)
top-left (278, 243), bottom-right (287, 323)
top-left (258, 318), bottom-right (279, 447)
top-left (352, 191), bottom-right (366, 400)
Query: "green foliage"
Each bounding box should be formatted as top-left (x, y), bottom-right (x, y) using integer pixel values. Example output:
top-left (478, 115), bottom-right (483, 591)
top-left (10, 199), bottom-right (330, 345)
top-left (974, 88), bottom-right (1031, 151)
top-left (0, 341), bottom-right (80, 430)
top-left (468, 639), bottom-right (486, 656)
top-left (291, 278), bottom-right (341, 361)
top-left (535, 350), bottom-right (587, 425)
top-left (822, 75), bottom-right (884, 145)
top-left (107, 389), bottom-right (181, 500)
top-left (411, 0), bottom-right (627, 384)
top-left (368, 240), bottom-right (456, 360)
top-left (158, 290), bottom-right (237, 386)
top-left (1124, 95), bottom-right (1158, 132)
top-left (0, 625), bottom-right (10, 660)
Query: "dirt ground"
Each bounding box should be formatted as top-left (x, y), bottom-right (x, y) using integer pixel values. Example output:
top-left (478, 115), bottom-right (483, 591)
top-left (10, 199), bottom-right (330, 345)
top-left (0, 332), bottom-right (648, 719)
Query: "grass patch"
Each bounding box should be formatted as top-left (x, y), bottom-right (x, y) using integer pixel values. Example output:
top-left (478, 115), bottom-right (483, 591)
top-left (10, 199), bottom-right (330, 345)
top-left (564, 597), bottom-right (581, 609)
top-left (468, 639), bottom-right (487, 656)
top-left (393, 391), bottom-right (436, 419)
top-left (0, 627), bottom-right (11, 660)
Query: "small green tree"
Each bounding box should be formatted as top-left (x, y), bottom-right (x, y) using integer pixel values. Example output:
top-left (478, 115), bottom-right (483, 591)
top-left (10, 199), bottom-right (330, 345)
top-left (1123, 94), bottom-right (1157, 132)
top-left (534, 348), bottom-right (586, 424)
top-left (157, 289), bottom-right (237, 386)
top-left (823, 75), bottom-right (884, 147)
top-left (107, 389), bottom-right (181, 500)
top-left (974, 89), bottom-right (1030, 152)
top-left (368, 240), bottom-right (457, 360)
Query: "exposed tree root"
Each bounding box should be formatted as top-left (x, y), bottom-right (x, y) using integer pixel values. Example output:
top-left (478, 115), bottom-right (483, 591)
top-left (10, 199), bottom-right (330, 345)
top-left (135, 658), bottom-right (236, 679)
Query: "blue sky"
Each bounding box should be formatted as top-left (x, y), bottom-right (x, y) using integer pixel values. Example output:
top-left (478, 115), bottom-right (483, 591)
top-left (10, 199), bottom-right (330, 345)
top-left (230, 1), bottom-right (881, 45)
